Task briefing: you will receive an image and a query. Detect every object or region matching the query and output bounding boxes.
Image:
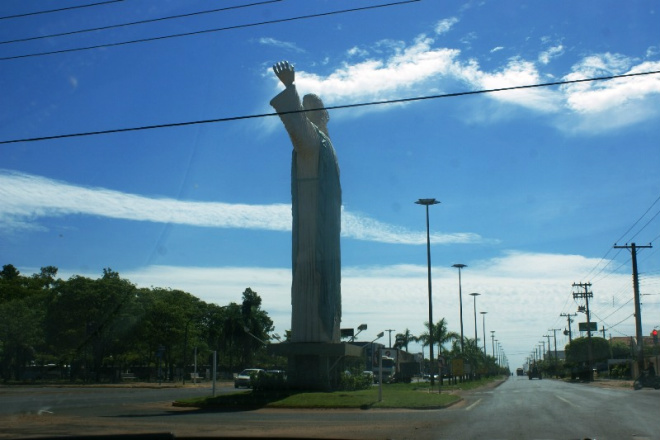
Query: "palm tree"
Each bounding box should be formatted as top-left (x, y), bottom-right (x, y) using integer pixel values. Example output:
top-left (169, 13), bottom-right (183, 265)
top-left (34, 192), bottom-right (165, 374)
top-left (393, 328), bottom-right (417, 351)
top-left (418, 318), bottom-right (459, 359)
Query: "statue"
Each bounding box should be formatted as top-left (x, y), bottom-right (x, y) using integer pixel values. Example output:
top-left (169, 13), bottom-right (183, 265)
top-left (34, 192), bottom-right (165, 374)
top-left (270, 61), bottom-right (341, 344)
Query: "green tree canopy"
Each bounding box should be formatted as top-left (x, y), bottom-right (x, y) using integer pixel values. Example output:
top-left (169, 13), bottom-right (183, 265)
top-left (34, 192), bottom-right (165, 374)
top-left (565, 337), bottom-right (611, 364)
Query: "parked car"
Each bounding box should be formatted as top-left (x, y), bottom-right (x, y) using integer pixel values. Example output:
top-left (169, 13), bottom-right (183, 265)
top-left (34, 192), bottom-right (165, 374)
top-left (234, 368), bottom-right (265, 388)
top-left (266, 369), bottom-right (286, 378)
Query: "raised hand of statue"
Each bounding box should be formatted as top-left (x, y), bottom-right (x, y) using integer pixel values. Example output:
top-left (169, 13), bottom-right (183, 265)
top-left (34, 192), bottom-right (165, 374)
top-left (273, 61), bottom-right (295, 87)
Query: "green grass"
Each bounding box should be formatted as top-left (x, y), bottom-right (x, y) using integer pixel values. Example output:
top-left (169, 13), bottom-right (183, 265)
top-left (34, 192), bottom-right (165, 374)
top-left (174, 376), bottom-right (504, 410)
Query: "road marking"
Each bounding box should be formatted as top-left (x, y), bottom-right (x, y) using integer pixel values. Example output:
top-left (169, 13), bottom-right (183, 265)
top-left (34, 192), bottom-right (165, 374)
top-left (554, 394), bottom-right (579, 408)
top-left (465, 398), bottom-right (482, 411)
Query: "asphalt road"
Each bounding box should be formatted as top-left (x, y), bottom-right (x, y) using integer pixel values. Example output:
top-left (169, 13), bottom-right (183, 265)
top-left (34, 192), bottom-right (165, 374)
top-left (1, 378), bottom-right (658, 439)
top-left (0, 383), bottom-right (220, 416)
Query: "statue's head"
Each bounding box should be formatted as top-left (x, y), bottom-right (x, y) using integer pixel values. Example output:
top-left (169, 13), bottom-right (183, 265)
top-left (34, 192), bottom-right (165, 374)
top-left (303, 93), bottom-right (330, 135)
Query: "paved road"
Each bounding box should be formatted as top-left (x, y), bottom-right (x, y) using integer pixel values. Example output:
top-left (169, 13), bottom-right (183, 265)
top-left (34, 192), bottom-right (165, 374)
top-left (438, 376), bottom-right (659, 439)
top-left (1, 378), bottom-right (658, 439)
top-left (0, 383), bottom-right (221, 416)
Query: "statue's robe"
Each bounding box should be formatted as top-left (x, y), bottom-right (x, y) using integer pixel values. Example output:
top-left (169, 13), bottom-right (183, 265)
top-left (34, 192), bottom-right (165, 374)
top-left (270, 86), bottom-right (341, 343)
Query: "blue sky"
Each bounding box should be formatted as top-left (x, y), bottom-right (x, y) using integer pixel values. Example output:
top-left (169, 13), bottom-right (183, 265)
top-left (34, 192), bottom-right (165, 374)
top-left (1, 0), bottom-right (659, 369)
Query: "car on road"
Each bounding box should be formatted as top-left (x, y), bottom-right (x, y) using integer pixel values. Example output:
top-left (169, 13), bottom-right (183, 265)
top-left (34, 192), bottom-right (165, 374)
top-left (234, 368), bottom-right (265, 388)
top-left (528, 366), bottom-right (542, 380)
top-left (516, 368), bottom-right (524, 376)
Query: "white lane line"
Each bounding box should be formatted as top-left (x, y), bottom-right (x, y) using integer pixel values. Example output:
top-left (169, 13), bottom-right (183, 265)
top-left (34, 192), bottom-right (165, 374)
top-left (465, 398), bottom-right (482, 411)
top-left (554, 394), bottom-right (579, 408)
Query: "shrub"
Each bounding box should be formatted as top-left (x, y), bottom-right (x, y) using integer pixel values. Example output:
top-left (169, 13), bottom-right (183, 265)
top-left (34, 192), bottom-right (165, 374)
top-left (252, 370), bottom-right (287, 391)
top-left (338, 370), bottom-right (373, 391)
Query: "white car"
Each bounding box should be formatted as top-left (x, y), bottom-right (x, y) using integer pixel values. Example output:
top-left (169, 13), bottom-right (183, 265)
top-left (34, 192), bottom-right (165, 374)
top-left (234, 368), bottom-right (264, 388)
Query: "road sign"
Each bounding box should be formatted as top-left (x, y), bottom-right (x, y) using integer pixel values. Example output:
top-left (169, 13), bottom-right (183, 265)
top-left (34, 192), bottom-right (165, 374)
top-left (578, 322), bottom-right (597, 332)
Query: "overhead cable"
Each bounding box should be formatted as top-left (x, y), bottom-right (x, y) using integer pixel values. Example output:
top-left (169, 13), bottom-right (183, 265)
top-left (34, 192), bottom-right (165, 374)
top-left (0, 0), bottom-right (283, 46)
top-left (627, 208), bottom-right (660, 243)
top-left (0, 1), bottom-right (123, 21)
top-left (617, 194), bottom-right (660, 243)
top-left (0, 1), bottom-right (420, 61)
top-left (0, 70), bottom-right (658, 145)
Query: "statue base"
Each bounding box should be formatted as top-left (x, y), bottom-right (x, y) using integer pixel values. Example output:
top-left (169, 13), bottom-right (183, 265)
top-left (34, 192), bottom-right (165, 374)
top-left (267, 342), bottom-right (363, 390)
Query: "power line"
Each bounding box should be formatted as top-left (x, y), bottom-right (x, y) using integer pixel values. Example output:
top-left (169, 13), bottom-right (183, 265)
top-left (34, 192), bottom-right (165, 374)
top-left (618, 194), bottom-right (660, 243)
top-left (580, 195), bottom-right (660, 283)
top-left (0, 0), bottom-right (284, 46)
top-left (627, 208), bottom-right (660, 243)
top-left (0, 1), bottom-right (420, 61)
top-left (0, 1), bottom-right (124, 21)
top-left (591, 255), bottom-right (630, 283)
top-left (1, 70), bottom-right (658, 145)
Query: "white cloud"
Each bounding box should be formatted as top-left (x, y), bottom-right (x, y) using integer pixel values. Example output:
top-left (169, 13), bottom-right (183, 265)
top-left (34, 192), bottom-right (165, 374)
top-left (346, 46), bottom-right (369, 58)
top-left (0, 170), bottom-right (291, 231)
top-left (475, 58), bottom-right (562, 112)
top-left (258, 37), bottom-right (304, 53)
top-left (293, 37), bottom-right (461, 105)
top-left (562, 58), bottom-right (660, 114)
top-left (490, 46), bottom-right (504, 53)
top-left (538, 44), bottom-right (564, 65)
top-left (434, 17), bottom-right (459, 35)
top-left (49, 249), bottom-right (653, 368)
top-left (267, 29), bottom-right (660, 134)
top-left (0, 170), bottom-right (486, 245)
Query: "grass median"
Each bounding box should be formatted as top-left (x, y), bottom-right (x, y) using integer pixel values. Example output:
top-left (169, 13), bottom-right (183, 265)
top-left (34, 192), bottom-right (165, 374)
top-left (174, 376), bottom-right (504, 410)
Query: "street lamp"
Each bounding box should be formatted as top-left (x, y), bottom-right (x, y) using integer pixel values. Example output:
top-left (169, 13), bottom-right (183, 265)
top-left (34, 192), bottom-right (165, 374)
top-left (416, 198), bottom-right (440, 387)
top-left (349, 323), bottom-right (368, 342)
top-left (469, 292), bottom-right (480, 343)
top-left (452, 263), bottom-right (467, 353)
top-left (372, 331), bottom-right (385, 402)
top-left (490, 331), bottom-right (495, 358)
top-left (480, 311), bottom-right (487, 354)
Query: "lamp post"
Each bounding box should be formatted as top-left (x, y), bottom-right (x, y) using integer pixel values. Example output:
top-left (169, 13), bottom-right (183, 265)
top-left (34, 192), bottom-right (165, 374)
top-left (369, 332), bottom-right (384, 402)
top-left (416, 198), bottom-right (440, 387)
top-left (452, 263), bottom-right (467, 353)
top-left (349, 323), bottom-right (368, 342)
top-left (469, 292), bottom-right (480, 343)
top-left (490, 331), bottom-right (495, 358)
top-left (480, 311), bottom-right (487, 354)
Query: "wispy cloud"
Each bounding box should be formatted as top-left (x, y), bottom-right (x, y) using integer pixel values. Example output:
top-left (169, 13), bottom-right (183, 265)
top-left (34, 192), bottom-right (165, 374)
top-left (270, 28), bottom-right (660, 133)
top-left (435, 17), bottom-right (459, 35)
top-left (0, 170), bottom-right (486, 245)
top-left (258, 37), bottom-right (304, 53)
top-left (538, 44), bottom-right (564, 65)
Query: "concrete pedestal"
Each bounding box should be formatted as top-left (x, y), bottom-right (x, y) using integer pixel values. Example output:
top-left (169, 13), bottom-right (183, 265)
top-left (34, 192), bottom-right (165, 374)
top-left (268, 342), bottom-right (363, 390)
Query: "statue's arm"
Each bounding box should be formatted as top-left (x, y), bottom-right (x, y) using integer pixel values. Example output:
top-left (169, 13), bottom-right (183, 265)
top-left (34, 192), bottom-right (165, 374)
top-left (270, 62), bottom-right (320, 155)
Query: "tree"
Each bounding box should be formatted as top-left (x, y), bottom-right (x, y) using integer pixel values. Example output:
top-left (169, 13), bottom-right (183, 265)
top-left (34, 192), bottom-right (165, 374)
top-left (0, 264), bottom-right (20, 281)
top-left (394, 328), bottom-right (417, 351)
top-left (0, 264), bottom-right (23, 303)
top-left (0, 266), bottom-right (53, 381)
top-left (45, 270), bottom-right (137, 381)
top-left (132, 287), bottom-right (204, 381)
top-left (239, 288), bottom-right (274, 367)
top-left (418, 318), bottom-right (458, 359)
top-left (565, 336), bottom-right (611, 364)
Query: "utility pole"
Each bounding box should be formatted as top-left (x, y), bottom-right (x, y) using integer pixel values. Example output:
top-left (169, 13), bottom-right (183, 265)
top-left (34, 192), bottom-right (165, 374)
top-left (614, 242), bottom-right (652, 375)
top-left (385, 329), bottom-right (395, 348)
top-left (543, 335), bottom-right (551, 360)
top-left (560, 313), bottom-right (577, 343)
top-left (573, 282), bottom-right (594, 381)
top-left (549, 328), bottom-right (561, 361)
